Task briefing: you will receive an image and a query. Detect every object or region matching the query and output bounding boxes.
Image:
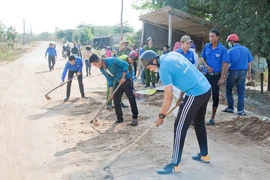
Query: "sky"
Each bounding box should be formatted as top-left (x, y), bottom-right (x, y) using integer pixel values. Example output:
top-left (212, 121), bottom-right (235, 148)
top-left (0, 0), bottom-right (144, 34)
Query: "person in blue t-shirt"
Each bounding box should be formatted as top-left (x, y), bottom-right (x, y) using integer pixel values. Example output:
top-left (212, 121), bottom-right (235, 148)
top-left (61, 55), bottom-right (85, 102)
top-left (222, 34), bottom-right (253, 116)
top-left (89, 53), bottom-right (139, 126)
top-left (176, 35), bottom-right (195, 64)
top-left (140, 50), bottom-right (211, 174)
top-left (201, 29), bottom-right (230, 125)
top-left (45, 43), bottom-right (57, 71)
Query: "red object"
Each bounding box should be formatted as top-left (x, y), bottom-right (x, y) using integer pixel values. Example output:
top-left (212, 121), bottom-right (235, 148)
top-left (129, 51), bottom-right (139, 60)
top-left (226, 34), bottom-right (239, 42)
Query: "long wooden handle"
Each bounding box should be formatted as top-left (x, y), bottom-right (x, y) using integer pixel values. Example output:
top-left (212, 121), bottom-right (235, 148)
top-left (45, 75), bottom-right (77, 96)
top-left (90, 83), bottom-right (122, 123)
top-left (104, 103), bottom-right (179, 168)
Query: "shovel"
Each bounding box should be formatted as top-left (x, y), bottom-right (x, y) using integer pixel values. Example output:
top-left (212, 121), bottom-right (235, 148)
top-left (90, 83), bottom-right (122, 124)
top-left (44, 75), bottom-right (77, 100)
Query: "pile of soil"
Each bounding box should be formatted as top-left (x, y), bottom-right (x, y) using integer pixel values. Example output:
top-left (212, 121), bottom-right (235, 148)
top-left (218, 116), bottom-right (270, 145)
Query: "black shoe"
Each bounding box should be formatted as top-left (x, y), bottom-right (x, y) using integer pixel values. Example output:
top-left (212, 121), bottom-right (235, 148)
top-left (130, 119), bottom-right (138, 126)
top-left (145, 85), bottom-right (150, 88)
top-left (114, 119), bottom-right (123, 124)
top-left (63, 97), bottom-right (69, 102)
top-left (121, 102), bottom-right (129, 108)
top-left (82, 95), bottom-right (87, 98)
top-left (152, 84), bottom-right (156, 88)
top-left (89, 72), bottom-right (91, 75)
top-left (86, 74), bottom-right (88, 77)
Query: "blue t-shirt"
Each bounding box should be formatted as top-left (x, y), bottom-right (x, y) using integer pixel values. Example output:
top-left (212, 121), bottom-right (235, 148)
top-left (45, 47), bottom-right (57, 57)
top-left (175, 48), bottom-right (195, 64)
top-left (99, 57), bottom-right (130, 87)
top-left (159, 52), bottom-right (211, 96)
top-left (228, 44), bottom-right (253, 70)
top-left (201, 42), bottom-right (229, 73)
top-left (61, 57), bottom-right (83, 81)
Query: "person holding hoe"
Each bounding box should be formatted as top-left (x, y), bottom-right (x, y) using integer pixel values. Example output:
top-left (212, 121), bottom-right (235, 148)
top-left (89, 53), bottom-right (139, 126)
top-left (140, 50), bottom-right (211, 174)
top-left (61, 55), bottom-right (85, 102)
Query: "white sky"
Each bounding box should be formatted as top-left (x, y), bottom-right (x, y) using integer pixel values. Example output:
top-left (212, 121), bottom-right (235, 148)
top-left (0, 0), bottom-right (144, 34)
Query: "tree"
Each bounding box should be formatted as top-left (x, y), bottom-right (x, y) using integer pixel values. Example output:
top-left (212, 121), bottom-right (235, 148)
top-left (0, 21), bottom-right (6, 41)
top-left (6, 26), bottom-right (16, 42)
top-left (132, 0), bottom-right (270, 91)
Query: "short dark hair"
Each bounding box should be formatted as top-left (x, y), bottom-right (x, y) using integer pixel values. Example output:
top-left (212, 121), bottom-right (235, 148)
top-left (86, 46), bottom-right (91, 51)
top-left (69, 55), bottom-right (75, 61)
top-left (210, 29), bottom-right (220, 37)
top-left (89, 53), bottom-right (100, 63)
top-left (164, 45), bottom-right (169, 49)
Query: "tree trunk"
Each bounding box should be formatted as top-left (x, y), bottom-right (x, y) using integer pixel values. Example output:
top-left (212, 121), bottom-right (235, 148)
top-left (267, 59), bottom-right (270, 91)
top-left (120, 0), bottom-right (123, 41)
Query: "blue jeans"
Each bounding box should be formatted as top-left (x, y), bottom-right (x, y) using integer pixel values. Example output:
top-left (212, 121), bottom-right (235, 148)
top-left (226, 70), bottom-right (247, 113)
top-left (85, 60), bottom-right (91, 75)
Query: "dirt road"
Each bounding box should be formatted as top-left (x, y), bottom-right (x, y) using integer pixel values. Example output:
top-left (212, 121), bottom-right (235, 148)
top-left (0, 42), bottom-right (269, 180)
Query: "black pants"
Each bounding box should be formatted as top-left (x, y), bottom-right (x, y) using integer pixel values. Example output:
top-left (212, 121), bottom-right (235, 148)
top-left (114, 79), bottom-right (138, 121)
top-left (133, 62), bottom-right (137, 76)
top-left (66, 71), bottom-right (85, 98)
top-left (205, 74), bottom-right (221, 107)
top-left (48, 56), bottom-right (55, 70)
top-left (171, 89), bottom-right (211, 165)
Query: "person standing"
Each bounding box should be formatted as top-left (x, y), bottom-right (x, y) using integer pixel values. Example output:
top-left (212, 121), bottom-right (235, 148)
top-left (201, 29), bottom-right (230, 125)
top-left (118, 41), bottom-right (131, 56)
top-left (222, 34), bottom-right (253, 116)
top-left (71, 42), bottom-right (82, 58)
top-left (176, 35), bottom-right (195, 65)
top-left (144, 37), bottom-right (158, 88)
top-left (105, 46), bottom-right (112, 58)
top-left (45, 43), bottom-right (57, 71)
top-left (61, 55), bottom-right (85, 102)
top-left (89, 53), bottom-right (139, 126)
top-left (100, 46), bottom-right (106, 58)
top-left (140, 50), bottom-right (211, 174)
top-left (139, 42), bottom-right (147, 84)
top-left (83, 46), bottom-right (92, 76)
top-left (163, 45), bottom-right (170, 54)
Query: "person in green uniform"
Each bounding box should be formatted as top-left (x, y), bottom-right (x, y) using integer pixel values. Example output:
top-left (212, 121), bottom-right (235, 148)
top-left (118, 41), bottom-right (131, 56)
top-left (144, 37), bottom-right (158, 88)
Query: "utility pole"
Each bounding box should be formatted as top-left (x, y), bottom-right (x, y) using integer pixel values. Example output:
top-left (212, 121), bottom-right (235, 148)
top-left (30, 24), bottom-right (32, 41)
top-left (23, 19), bottom-right (26, 44)
top-left (120, 0), bottom-right (123, 41)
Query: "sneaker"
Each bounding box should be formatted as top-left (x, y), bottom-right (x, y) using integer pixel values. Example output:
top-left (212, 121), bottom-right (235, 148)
top-left (130, 119), bottom-right (138, 126)
top-left (207, 119), bottom-right (215, 126)
top-left (114, 119), bottom-right (123, 124)
top-left (82, 96), bottom-right (87, 98)
top-left (222, 108), bottom-right (234, 113)
top-left (63, 97), bottom-right (69, 102)
top-left (192, 153), bottom-right (210, 163)
top-left (157, 163), bottom-right (181, 174)
top-left (238, 111), bottom-right (247, 116)
top-left (121, 102), bottom-right (129, 108)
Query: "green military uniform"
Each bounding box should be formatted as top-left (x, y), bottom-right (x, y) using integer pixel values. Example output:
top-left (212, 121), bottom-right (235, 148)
top-left (118, 48), bottom-right (131, 56)
top-left (144, 46), bottom-right (158, 87)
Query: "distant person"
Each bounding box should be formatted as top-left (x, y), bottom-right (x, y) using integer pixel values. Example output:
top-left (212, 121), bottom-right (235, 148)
top-left (190, 42), bottom-right (199, 69)
top-left (83, 46), bottom-right (92, 76)
top-left (71, 42), bottom-right (82, 58)
top-left (45, 42), bottom-right (57, 71)
top-left (131, 44), bottom-right (138, 77)
top-left (118, 41), bottom-right (131, 56)
top-left (100, 46), bottom-right (106, 58)
top-left (139, 42), bottom-right (147, 84)
top-left (173, 41), bottom-right (181, 51)
top-left (222, 34), bottom-right (253, 116)
top-left (144, 37), bottom-right (158, 88)
top-left (176, 35), bottom-right (195, 64)
top-left (105, 46), bottom-right (112, 58)
top-left (66, 44), bottom-right (71, 57)
top-left (163, 45), bottom-right (170, 54)
top-left (61, 55), bottom-right (85, 102)
top-left (201, 29), bottom-right (229, 125)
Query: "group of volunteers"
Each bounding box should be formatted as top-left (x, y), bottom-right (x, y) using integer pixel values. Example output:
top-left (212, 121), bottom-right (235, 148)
top-left (51, 28), bottom-right (253, 175)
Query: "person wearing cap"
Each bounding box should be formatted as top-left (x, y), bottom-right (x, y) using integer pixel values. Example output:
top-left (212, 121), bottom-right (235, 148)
top-left (83, 46), bottom-right (92, 76)
top-left (45, 43), bottom-right (57, 71)
top-left (176, 35), bottom-right (195, 65)
top-left (144, 37), bottom-right (158, 88)
top-left (61, 55), bottom-right (85, 102)
top-left (118, 41), bottom-right (131, 56)
top-left (201, 29), bottom-right (230, 125)
top-left (222, 34), bottom-right (253, 116)
top-left (89, 53), bottom-right (139, 126)
top-left (140, 50), bottom-right (211, 174)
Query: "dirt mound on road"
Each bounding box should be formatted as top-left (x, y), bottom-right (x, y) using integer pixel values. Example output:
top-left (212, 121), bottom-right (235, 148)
top-left (219, 116), bottom-right (270, 145)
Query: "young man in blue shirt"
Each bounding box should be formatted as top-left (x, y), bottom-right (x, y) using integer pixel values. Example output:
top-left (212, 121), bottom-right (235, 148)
top-left (61, 55), bottom-right (85, 102)
top-left (89, 53), bottom-right (139, 126)
top-left (45, 43), bottom-right (57, 71)
top-left (176, 35), bottom-right (195, 64)
top-left (222, 34), bottom-right (253, 115)
top-left (140, 50), bottom-right (211, 174)
top-left (201, 29), bottom-right (230, 125)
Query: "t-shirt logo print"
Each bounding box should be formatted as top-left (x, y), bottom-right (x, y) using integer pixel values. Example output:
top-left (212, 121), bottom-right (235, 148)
top-left (215, 54), bottom-right (220, 57)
